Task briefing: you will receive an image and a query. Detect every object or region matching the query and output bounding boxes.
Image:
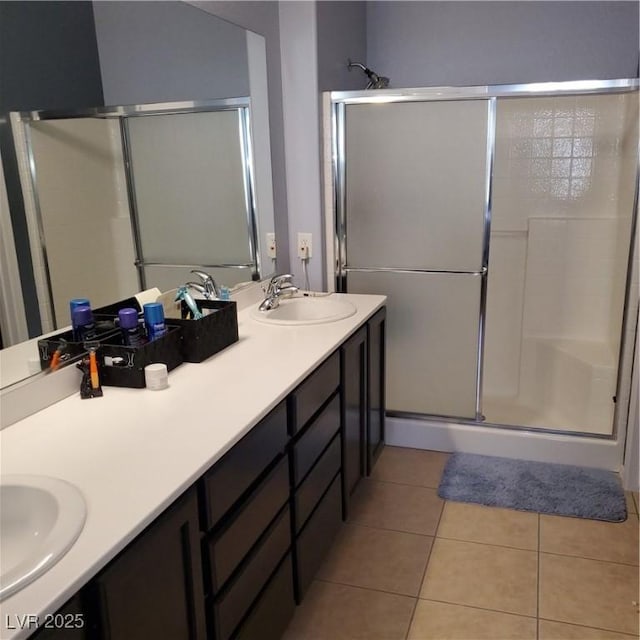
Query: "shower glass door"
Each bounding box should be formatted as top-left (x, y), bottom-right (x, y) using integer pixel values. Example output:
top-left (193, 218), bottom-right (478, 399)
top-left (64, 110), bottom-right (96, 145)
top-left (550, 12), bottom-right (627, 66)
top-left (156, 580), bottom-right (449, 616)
top-left (482, 91), bottom-right (639, 436)
top-left (339, 99), bottom-right (492, 419)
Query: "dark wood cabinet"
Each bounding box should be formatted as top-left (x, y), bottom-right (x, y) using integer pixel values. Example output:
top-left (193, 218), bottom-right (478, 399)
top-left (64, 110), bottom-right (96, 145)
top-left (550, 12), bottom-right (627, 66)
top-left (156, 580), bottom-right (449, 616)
top-left (340, 326), bottom-right (367, 516)
top-left (211, 506), bottom-right (291, 640)
top-left (93, 487), bottom-right (206, 640)
top-left (288, 355), bottom-right (343, 603)
top-left (201, 401), bottom-right (288, 528)
top-left (30, 306), bottom-right (386, 640)
top-left (234, 555), bottom-right (295, 640)
top-left (367, 308), bottom-right (386, 474)
top-left (30, 595), bottom-right (88, 640)
top-left (200, 401), bottom-right (291, 640)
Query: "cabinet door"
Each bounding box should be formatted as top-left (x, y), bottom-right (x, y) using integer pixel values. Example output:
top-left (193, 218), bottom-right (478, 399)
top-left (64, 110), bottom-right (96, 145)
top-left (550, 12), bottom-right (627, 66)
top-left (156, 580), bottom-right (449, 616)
top-left (367, 308), bottom-right (386, 474)
top-left (30, 595), bottom-right (89, 640)
top-left (340, 326), bottom-right (367, 515)
top-left (94, 487), bottom-right (206, 640)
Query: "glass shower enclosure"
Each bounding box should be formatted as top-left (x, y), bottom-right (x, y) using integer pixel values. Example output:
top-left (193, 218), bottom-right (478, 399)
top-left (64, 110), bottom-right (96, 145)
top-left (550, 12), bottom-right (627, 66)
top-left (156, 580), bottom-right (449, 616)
top-left (331, 80), bottom-right (638, 439)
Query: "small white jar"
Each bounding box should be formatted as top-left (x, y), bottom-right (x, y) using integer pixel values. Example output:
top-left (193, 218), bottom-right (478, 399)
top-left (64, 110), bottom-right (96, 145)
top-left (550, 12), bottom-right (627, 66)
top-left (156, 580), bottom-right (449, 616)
top-left (144, 363), bottom-right (169, 390)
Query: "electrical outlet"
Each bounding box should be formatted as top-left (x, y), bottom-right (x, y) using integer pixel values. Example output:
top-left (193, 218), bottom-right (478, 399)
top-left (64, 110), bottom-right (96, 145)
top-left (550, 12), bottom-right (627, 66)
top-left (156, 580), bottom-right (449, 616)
top-left (266, 233), bottom-right (276, 259)
top-left (297, 233), bottom-right (312, 259)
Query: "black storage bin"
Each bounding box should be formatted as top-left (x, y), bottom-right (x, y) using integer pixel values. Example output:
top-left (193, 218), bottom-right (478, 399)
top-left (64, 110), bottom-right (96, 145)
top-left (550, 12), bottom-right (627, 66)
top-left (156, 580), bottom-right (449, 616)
top-left (37, 326), bottom-right (119, 371)
top-left (99, 326), bottom-right (184, 388)
top-left (167, 299), bottom-right (238, 363)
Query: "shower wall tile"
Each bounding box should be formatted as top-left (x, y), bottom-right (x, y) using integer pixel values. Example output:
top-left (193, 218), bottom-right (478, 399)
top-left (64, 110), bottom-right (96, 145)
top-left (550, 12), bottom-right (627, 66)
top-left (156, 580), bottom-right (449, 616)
top-left (522, 218), bottom-right (622, 342)
top-left (483, 233), bottom-right (527, 398)
top-left (492, 93), bottom-right (633, 232)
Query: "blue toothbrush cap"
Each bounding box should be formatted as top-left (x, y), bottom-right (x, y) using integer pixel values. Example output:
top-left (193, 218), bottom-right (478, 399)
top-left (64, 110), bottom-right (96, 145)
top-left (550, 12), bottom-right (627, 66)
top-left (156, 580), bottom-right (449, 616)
top-left (143, 302), bottom-right (165, 325)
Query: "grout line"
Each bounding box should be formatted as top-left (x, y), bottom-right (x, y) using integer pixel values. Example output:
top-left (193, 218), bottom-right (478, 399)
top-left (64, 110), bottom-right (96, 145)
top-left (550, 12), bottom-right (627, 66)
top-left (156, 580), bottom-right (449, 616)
top-left (313, 577), bottom-right (416, 601)
top-left (427, 536), bottom-right (538, 556)
top-left (347, 521), bottom-right (439, 538)
top-left (344, 520), bottom-right (436, 539)
top-left (366, 477), bottom-right (442, 491)
top-left (435, 532), bottom-right (538, 553)
top-left (403, 496), bottom-right (446, 640)
top-left (537, 617), bottom-right (640, 638)
top-left (417, 596), bottom-right (538, 620)
top-left (540, 549), bottom-right (640, 568)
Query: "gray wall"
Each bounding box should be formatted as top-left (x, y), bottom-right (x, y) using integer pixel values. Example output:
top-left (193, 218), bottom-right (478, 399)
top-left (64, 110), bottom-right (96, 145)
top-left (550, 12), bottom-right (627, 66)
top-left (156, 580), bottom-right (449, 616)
top-left (0, 1), bottom-right (105, 339)
top-left (317, 1), bottom-right (367, 92)
top-left (93, 1), bottom-right (249, 105)
top-left (190, 1), bottom-right (290, 273)
top-left (367, 1), bottom-right (639, 88)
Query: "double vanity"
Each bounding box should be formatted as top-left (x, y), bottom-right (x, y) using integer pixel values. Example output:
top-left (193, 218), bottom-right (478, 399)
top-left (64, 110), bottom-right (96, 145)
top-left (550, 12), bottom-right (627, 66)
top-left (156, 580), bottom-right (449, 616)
top-left (0, 291), bottom-right (386, 640)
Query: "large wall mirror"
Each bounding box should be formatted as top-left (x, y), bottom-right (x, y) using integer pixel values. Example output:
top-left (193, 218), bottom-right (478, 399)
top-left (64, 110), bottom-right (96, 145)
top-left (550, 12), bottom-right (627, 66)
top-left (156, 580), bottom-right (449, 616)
top-left (0, 1), bottom-right (276, 389)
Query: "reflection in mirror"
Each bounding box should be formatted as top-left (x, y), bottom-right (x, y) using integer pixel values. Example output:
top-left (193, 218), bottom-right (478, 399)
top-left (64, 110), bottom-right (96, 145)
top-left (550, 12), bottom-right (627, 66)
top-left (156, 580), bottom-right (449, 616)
top-left (0, 2), bottom-right (276, 391)
top-left (14, 100), bottom-right (261, 331)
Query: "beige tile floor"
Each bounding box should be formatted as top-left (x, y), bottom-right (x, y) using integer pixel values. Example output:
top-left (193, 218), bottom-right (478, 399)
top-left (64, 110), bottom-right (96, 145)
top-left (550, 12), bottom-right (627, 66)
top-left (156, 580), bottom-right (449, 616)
top-left (283, 446), bottom-right (640, 640)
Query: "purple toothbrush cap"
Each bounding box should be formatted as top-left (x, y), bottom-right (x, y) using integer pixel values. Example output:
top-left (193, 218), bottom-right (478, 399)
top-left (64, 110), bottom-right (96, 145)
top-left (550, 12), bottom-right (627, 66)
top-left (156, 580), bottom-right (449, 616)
top-left (72, 305), bottom-right (93, 326)
top-left (118, 307), bottom-right (139, 330)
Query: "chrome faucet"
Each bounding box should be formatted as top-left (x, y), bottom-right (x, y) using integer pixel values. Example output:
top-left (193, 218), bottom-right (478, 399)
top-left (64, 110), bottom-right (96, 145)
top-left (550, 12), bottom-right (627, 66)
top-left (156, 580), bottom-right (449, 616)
top-left (186, 270), bottom-right (219, 300)
top-left (259, 274), bottom-right (299, 311)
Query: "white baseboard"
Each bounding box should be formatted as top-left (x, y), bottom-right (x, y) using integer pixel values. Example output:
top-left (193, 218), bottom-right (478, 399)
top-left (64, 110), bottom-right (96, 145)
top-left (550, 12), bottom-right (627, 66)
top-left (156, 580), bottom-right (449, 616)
top-left (385, 415), bottom-right (624, 471)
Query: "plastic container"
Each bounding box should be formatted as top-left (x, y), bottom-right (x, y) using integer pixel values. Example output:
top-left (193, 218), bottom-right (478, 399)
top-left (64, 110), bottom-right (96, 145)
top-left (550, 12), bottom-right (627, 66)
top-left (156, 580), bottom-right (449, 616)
top-left (118, 307), bottom-right (146, 347)
top-left (143, 302), bottom-right (167, 341)
top-left (71, 305), bottom-right (97, 342)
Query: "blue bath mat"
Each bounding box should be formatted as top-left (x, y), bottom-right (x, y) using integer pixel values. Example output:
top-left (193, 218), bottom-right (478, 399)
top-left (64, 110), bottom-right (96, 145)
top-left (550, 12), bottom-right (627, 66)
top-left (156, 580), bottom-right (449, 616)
top-left (438, 453), bottom-right (627, 522)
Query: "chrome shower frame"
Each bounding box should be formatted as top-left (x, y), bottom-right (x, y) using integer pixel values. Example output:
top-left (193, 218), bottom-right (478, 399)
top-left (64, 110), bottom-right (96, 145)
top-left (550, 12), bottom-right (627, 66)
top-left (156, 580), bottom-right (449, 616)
top-left (330, 78), bottom-right (639, 442)
top-left (14, 98), bottom-right (261, 324)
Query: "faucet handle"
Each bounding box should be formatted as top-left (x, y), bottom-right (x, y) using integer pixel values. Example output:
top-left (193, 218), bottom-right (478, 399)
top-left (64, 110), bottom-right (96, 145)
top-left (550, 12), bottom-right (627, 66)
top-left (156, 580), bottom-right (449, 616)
top-left (189, 270), bottom-right (218, 299)
top-left (266, 273), bottom-right (293, 295)
top-left (270, 273), bottom-right (294, 287)
top-left (190, 269), bottom-right (211, 282)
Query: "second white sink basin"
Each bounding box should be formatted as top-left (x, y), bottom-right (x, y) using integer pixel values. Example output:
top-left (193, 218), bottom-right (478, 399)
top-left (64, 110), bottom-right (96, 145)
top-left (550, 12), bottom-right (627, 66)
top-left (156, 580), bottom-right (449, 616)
top-left (0, 475), bottom-right (87, 601)
top-left (251, 295), bottom-right (357, 326)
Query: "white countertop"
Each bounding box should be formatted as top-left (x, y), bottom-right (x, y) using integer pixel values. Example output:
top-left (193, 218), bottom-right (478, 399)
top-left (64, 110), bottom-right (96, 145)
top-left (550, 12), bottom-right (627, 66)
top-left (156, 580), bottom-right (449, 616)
top-left (0, 292), bottom-right (385, 640)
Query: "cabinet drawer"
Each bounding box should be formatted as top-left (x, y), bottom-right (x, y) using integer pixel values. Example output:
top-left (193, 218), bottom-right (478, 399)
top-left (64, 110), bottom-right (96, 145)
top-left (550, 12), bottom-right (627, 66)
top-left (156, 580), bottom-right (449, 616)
top-left (292, 393), bottom-right (340, 485)
top-left (208, 458), bottom-right (289, 591)
top-left (213, 506), bottom-right (291, 640)
top-left (235, 554), bottom-right (295, 640)
top-left (290, 351), bottom-right (339, 434)
top-left (202, 401), bottom-right (287, 530)
top-left (295, 474), bottom-right (342, 601)
top-left (294, 434), bottom-right (341, 532)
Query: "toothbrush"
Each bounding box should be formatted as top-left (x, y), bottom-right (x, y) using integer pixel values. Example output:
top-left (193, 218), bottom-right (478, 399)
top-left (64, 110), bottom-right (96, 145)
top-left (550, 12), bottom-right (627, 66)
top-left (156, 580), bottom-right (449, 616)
top-left (175, 286), bottom-right (204, 320)
top-left (49, 339), bottom-right (67, 372)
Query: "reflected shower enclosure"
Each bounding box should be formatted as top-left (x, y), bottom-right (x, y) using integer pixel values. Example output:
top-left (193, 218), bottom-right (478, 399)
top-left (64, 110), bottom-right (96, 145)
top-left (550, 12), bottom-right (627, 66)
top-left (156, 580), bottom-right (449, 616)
top-left (12, 101), bottom-right (261, 332)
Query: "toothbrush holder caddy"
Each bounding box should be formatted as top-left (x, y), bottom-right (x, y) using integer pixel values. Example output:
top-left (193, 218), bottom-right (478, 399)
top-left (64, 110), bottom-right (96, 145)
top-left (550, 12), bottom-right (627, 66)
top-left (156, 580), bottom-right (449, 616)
top-left (167, 299), bottom-right (238, 363)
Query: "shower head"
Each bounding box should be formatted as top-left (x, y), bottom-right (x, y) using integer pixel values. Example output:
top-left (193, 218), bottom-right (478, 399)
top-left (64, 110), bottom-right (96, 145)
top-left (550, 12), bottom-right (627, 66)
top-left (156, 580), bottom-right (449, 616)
top-left (348, 59), bottom-right (390, 90)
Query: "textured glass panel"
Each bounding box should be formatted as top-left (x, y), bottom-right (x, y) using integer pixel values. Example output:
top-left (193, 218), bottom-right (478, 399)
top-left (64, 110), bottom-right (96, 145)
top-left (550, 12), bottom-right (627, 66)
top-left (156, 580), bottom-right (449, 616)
top-left (551, 159), bottom-right (571, 178)
top-left (127, 110), bottom-right (251, 265)
top-left (348, 270), bottom-right (481, 419)
top-left (552, 138), bottom-right (572, 157)
top-left (573, 137), bottom-right (594, 157)
top-left (486, 91), bottom-right (638, 436)
top-left (345, 100), bottom-right (488, 271)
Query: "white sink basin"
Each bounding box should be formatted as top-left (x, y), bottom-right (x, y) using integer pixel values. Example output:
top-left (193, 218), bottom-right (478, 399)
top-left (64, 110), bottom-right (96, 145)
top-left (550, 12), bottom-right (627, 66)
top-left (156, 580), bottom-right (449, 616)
top-left (251, 295), bottom-right (357, 326)
top-left (0, 475), bottom-right (87, 601)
